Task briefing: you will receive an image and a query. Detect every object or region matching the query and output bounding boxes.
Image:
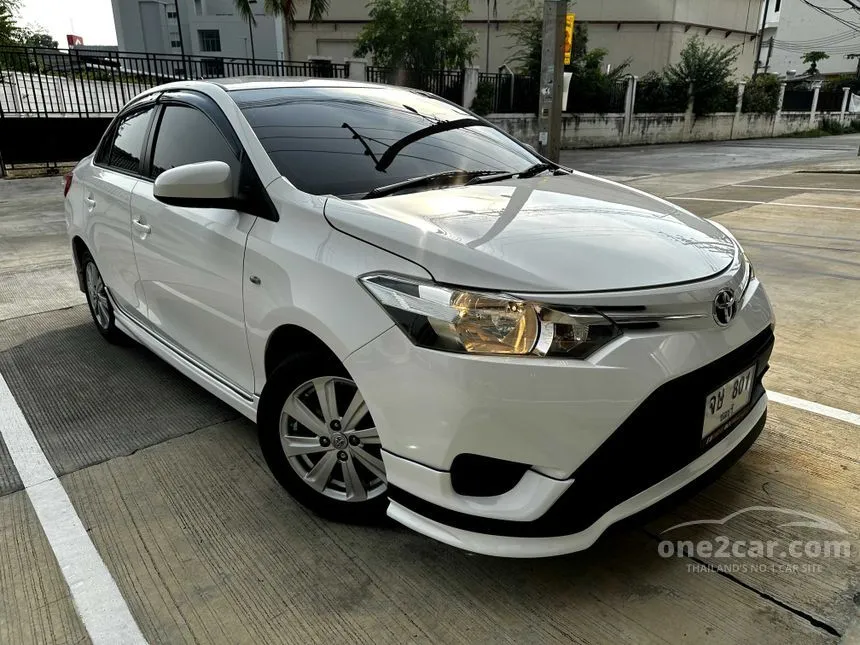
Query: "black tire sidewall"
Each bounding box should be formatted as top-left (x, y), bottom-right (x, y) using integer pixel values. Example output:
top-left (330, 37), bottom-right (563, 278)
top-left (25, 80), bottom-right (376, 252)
top-left (81, 251), bottom-right (125, 343)
top-left (258, 352), bottom-right (388, 524)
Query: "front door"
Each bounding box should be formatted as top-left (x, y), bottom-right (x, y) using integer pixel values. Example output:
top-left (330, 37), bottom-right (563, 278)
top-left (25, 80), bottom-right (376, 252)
top-left (131, 102), bottom-right (255, 394)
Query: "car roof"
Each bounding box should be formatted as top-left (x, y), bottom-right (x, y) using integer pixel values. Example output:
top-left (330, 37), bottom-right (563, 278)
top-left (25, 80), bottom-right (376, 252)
top-left (160, 76), bottom-right (383, 92)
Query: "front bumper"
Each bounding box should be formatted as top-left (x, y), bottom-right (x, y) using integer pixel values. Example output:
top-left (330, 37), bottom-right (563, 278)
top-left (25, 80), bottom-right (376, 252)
top-left (344, 279), bottom-right (774, 556)
top-left (388, 399), bottom-right (767, 558)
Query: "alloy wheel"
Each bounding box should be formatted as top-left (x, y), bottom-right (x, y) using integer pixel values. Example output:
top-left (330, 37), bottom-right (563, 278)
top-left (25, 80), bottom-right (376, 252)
top-left (85, 261), bottom-right (110, 329)
top-left (279, 376), bottom-right (386, 502)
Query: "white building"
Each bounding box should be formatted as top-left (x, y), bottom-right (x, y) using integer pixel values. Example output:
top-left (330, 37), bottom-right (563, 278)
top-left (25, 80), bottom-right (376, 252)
top-left (758, 0), bottom-right (860, 76)
top-left (111, 0), bottom-right (285, 61)
top-left (289, 0), bottom-right (765, 77)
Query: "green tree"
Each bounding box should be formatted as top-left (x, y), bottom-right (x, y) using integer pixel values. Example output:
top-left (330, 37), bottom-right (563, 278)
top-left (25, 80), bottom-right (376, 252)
top-left (18, 27), bottom-right (58, 48)
top-left (802, 51), bottom-right (829, 76)
top-left (355, 0), bottom-right (476, 74)
top-left (742, 73), bottom-right (780, 113)
top-left (664, 35), bottom-right (739, 115)
top-left (0, 0), bottom-right (20, 46)
top-left (567, 46), bottom-right (630, 112)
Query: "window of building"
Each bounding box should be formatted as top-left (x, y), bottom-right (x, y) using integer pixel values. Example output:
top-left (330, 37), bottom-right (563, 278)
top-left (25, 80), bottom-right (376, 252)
top-left (105, 107), bottom-right (155, 174)
top-left (171, 40), bottom-right (182, 48)
top-left (198, 29), bottom-right (221, 52)
top-left (194, 0), bottom-right (202, 16)
top-left (167, 10), bottom-right (177, 18)
top-left (150, 106), bottom-right (237, 179)
top-left (775, 0), bottom-right (781, 11)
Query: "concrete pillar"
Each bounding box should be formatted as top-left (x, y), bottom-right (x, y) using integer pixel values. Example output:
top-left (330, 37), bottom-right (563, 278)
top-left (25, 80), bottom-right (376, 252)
top-left (731, 82), bottom-right (746, 140)
top-left (623, 75), bottom-right (638, 139)
top-left (683, 82), bottom-right (695, 142)
top-left (840, 86), bottom-right (851, 120)
top-left (346, 58), bottom-right (368, 82)
top-left (810, 81), bottom-right (822, 127)
top-left (463, 67), bottom-right (480, 110)
top-left (773, 82), bottom-right (786, 136)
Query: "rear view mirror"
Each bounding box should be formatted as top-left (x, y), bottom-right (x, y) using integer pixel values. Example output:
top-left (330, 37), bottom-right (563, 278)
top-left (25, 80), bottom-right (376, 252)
top-left (153, 161), bottom-right (233, 207)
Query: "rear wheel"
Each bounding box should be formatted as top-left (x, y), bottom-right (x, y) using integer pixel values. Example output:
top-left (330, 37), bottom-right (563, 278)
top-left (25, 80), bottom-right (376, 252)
top-left (258, 352), bottom-right (388, 522)
top-left (82, 251), bottom-right (127, 344)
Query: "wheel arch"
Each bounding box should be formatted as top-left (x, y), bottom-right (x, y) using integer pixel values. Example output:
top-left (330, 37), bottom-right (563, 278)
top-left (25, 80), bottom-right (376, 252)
top-left (263, 323), bottom-right (339, 380)
top-left (71, 235), bottom-right (89, 292)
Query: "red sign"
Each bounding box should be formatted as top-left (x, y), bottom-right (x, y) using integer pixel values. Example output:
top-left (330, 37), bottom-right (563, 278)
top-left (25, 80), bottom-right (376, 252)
top-left (67, 34), bottom-right (84, 47)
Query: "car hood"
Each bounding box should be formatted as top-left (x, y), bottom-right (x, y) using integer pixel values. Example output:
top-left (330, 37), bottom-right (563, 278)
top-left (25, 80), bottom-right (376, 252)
top-left (323, 172), bottom-right (737, 292)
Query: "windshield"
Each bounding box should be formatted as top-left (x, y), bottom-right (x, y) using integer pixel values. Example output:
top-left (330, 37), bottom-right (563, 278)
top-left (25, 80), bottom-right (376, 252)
top-left (230, 86), bottom-right (543, 198)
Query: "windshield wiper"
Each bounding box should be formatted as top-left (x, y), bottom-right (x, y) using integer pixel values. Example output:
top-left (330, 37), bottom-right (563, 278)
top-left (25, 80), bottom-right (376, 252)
top-left (362, 170), bottom-right (504, 199)
top-left (466, 163), bottom-right (569, 186)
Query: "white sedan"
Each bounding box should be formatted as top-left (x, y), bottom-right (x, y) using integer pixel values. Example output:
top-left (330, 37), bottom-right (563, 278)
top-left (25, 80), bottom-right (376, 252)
top-left (64, 77), bottom-right (775, 558)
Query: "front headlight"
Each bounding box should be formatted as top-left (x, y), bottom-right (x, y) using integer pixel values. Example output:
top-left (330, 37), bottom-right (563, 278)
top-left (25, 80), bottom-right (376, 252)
top-left (360, 274), bottom-right (621, 358)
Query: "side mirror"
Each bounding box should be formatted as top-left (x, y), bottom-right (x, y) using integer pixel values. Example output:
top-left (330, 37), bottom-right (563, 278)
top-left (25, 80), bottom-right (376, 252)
top-left (153, 161), bottom-right (233, 207)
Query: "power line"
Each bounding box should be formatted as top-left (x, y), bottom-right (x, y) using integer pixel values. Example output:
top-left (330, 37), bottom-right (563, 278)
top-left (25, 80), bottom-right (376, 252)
top-left (799, 0), bottom-right (860, 33)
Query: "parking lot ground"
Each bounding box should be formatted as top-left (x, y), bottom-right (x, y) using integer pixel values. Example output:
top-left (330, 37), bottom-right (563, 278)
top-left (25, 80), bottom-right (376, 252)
top-left (1, 136), bottom-right (859, 644)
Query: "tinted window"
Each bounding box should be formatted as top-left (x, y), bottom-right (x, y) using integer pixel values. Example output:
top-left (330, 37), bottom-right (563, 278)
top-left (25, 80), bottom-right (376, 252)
top-left (231, 87), bottom-right (542, 198)
top-left (107, 107), bottom-right (154, 174)
top-left (151, 105), bottom-right (237, 178)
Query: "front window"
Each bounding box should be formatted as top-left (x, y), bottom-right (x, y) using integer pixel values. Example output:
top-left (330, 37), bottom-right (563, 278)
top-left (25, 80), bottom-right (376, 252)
top-left (231, 86), bottom-right (543, 198)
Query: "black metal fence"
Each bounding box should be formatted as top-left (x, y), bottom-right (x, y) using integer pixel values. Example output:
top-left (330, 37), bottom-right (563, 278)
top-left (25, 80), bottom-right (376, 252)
top-left (366, 67), bottom-right (464, 104)
top-left (816, 89), bottom-right (845, 113)
top-left (567, 79), bottom-right (627, 114)
top-left (479, 72), bottom-right (539, 114)
top-left (782, 89), bottom-right (815, 112)
top-left (0, 45), bottom-right (347, 117)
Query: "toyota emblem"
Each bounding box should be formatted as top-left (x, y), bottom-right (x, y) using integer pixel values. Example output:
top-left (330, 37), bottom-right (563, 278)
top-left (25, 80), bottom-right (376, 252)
top-left (713, 289), bottom-right (737, 326)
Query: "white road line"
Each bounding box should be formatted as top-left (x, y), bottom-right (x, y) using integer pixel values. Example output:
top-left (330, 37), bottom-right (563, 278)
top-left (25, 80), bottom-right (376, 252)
top-left (737, 184), bottom-right (860, 192)
top-left (0, 373), bottom-right (147, 645)
top-left (769, 391), bottom-right (860, 426)
top-left (671, 197), bottom-right (860, 212)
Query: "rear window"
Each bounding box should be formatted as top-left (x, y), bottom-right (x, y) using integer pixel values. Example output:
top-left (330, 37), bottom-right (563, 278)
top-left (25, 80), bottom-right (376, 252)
top-left (231, 86), bottom-right (540, 198)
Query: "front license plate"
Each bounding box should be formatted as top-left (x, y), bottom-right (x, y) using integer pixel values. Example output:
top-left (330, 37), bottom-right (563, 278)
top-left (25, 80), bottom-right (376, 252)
top-left (702, 365), bottom-right (756, 440)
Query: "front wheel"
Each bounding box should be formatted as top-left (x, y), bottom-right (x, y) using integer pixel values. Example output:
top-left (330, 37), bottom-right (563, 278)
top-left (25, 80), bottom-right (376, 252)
top-left (258, 352), bottom-right (388, 523)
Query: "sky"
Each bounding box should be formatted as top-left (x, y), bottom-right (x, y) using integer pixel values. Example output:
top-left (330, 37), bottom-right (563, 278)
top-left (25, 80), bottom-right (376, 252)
top-left (18, 0), bottom-right (118, 46)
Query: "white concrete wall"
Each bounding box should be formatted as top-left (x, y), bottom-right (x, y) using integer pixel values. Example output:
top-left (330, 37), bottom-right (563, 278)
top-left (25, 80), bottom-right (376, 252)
top-left (767, 0), bottom-right (860, 76)
top-left (487, 110), bottom-right (852, 149)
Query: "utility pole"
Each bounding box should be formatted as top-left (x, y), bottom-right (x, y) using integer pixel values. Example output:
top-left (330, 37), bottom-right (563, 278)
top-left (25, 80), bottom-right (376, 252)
top-left (173, 0), bottom-right (187, 79)
top-left (764, 36), bottom-right (774, 73)
top-left (537, 0), bottom-right (567, 162)
top-left (754, 0), bottom-right (771, 76)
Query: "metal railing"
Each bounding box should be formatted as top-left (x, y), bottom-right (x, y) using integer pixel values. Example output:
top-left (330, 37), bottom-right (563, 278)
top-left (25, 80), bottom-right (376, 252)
top-left (567, 79), bottom-right (627, 114)
top-left (0, 45), bottom-right (348, 117)
top-left (366, 67), bottom-right (464, 103)
top-left (782, 89), bottom-right (815, 112)
top-left (479, 72), bottom-right (539, 114)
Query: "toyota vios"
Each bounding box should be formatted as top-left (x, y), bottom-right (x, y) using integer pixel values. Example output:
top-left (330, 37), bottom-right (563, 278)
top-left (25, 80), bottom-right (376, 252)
top-left (65, 78), bottom-right (774, 558)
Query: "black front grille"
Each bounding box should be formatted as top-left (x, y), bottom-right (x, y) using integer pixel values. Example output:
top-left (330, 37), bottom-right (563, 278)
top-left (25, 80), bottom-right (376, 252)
top-left (388, 325), bottom-right (775, 538)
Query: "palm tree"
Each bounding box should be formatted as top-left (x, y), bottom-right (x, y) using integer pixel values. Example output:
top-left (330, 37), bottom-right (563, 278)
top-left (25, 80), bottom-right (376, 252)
top-left (234, 0), bottom-right (330, 62)
top-left (485, 0), bottom-right (497, 73)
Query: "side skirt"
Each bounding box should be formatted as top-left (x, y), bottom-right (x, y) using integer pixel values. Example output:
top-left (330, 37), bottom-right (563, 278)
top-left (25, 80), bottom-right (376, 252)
top-left (112, 303), bottom-right (259, 423)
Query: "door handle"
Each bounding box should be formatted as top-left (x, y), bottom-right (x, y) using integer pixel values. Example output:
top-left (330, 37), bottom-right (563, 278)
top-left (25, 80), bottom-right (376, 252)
top-left (84, 194), bottom-right (96, 211)
top-left (132, 219), bottom-right (151, 235)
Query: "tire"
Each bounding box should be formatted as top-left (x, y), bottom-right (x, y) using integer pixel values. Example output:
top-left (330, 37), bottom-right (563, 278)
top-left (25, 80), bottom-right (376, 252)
top-left (258, 351), bottom-right (388, 523)
top-left (81, 250), bottom-right (128, 344)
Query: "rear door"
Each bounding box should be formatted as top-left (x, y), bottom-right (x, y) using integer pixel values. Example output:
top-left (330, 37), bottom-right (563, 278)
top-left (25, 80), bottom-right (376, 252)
top-left (130, 96), bottom-right (256, 394)
top-left (84, 104), bottom-right (156, 322)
